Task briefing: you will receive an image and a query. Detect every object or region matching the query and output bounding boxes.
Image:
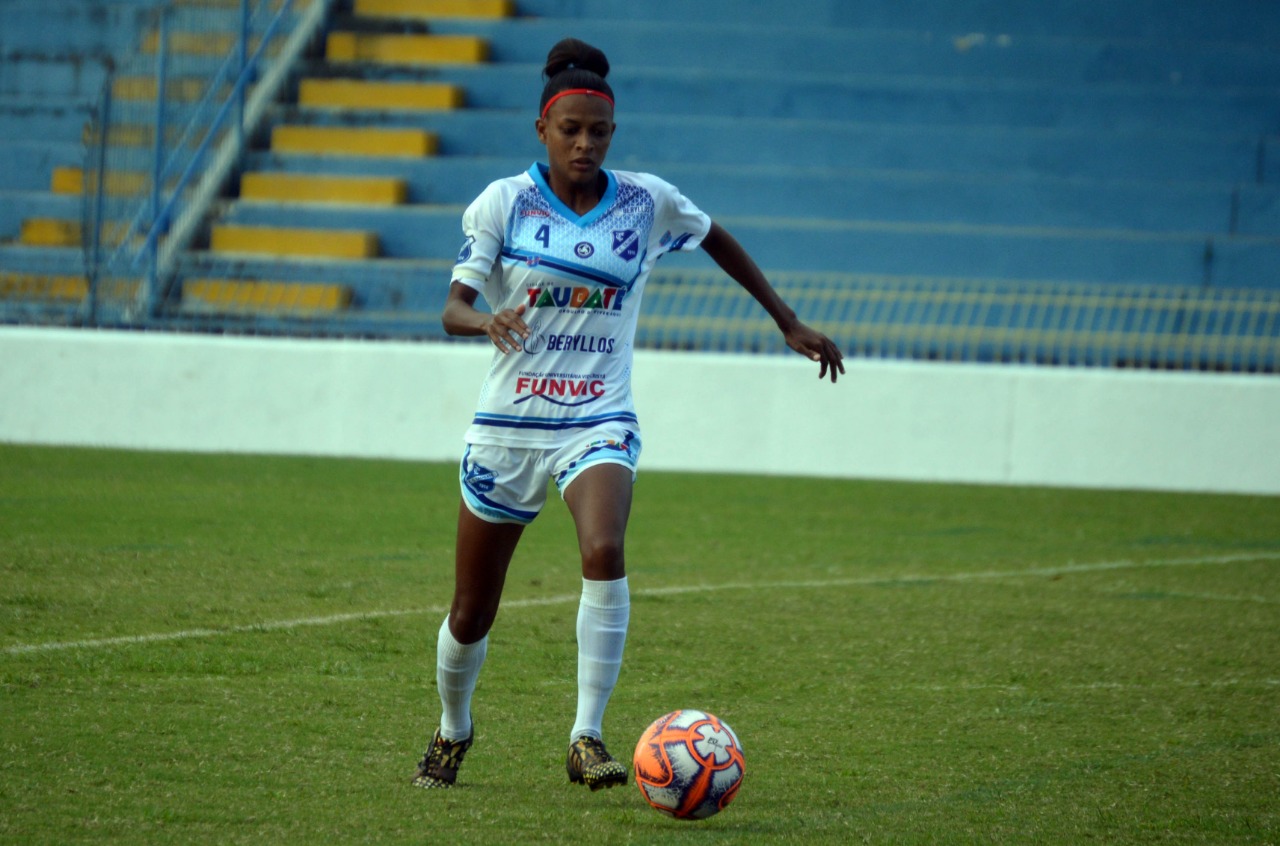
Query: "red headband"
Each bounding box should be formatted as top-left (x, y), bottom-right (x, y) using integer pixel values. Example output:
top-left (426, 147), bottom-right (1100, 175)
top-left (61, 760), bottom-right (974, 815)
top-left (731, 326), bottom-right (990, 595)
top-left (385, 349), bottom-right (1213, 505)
top-left (541, 88), bottom-right (615, 119)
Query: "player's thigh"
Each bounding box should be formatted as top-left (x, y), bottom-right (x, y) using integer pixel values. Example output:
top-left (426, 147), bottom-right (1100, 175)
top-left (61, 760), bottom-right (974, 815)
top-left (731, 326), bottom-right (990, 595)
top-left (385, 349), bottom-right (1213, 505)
top-left (557, 430), bottom-right (639, 579)
top-left (449, 500), bottom-right (525, 641)
top-left (563, 463), bottom-right (634, 580)
top-left (452, 443), bottom-right (546, 639)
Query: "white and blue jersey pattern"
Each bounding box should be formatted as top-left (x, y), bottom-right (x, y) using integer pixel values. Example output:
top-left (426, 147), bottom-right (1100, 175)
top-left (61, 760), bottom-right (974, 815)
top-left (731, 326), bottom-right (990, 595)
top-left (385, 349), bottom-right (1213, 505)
top-left (451, 163), bottom-right (711, 448)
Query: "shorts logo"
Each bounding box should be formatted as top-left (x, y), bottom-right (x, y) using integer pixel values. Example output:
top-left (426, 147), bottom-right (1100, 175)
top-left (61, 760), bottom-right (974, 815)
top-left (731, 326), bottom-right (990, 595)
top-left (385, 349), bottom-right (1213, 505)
top-left (456, 235), bottom-right (475, 263)
top-left (463, 460), bottom-right (497, 494)
top-left (612, 229), bottom-right (639, 261)
top-left (586, 435), bottom-right (634, 458)
top-left (575, 242), bottom-right (594, 259)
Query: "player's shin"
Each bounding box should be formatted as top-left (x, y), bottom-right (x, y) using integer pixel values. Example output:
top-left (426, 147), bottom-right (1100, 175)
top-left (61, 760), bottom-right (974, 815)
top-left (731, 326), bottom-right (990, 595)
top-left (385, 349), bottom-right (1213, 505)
top-left (435, 616), bottom-right (486, 740)
top-left (571, 576), bottom-right (630, 741)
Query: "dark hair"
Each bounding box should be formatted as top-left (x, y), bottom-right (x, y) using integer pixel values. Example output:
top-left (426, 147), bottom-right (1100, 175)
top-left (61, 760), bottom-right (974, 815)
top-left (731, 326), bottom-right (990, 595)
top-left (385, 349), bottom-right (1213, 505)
top-left (539, 38), bottom-right (613, 116)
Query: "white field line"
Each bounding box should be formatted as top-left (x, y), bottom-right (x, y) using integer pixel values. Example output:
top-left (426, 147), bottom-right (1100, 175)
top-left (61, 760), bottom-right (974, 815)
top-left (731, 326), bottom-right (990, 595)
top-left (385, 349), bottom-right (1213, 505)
top-left (5, 551), bottom-right (1278, 656)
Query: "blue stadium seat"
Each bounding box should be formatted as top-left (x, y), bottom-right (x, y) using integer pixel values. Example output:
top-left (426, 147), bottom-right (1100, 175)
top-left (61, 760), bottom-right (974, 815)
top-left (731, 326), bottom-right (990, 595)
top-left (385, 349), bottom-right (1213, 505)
top-left (1, 0), bottom-right (1277, 347)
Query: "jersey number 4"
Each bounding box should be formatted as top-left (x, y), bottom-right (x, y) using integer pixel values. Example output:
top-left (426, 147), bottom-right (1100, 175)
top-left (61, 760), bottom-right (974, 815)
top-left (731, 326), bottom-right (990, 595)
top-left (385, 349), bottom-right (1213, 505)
top-left (535, 225), bottom-right (550, 248)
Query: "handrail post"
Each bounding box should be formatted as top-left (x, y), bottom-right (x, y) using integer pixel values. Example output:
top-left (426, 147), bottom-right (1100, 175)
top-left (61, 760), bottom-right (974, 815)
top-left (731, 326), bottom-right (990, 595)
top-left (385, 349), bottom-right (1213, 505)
top-left (86, 59), bottom-right (115, 328)
top-left (237, 0), bottom-right (249, 153)
top-left (147, 4), bottom-right (171, 318)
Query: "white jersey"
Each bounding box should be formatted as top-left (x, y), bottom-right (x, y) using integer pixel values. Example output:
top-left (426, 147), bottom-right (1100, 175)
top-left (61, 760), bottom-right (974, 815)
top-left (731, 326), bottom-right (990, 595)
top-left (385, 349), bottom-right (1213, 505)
top-left (452, 162), bottom-right (711, 448)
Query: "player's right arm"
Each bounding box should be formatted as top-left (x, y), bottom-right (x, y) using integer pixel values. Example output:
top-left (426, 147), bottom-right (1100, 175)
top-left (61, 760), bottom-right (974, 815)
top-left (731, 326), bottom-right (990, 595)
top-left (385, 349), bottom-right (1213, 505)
top-left (444, 178), bottom-right (531, 353)
top-left (442, 281), bottom-right (530, 354)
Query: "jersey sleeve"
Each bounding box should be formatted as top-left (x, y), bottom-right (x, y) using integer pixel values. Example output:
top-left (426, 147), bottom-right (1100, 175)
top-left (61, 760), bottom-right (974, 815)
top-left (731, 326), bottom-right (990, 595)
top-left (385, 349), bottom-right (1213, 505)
top-left (648, 174), bottom-right (712, 255)
top-left (450, 181), bottom-right (509, 306)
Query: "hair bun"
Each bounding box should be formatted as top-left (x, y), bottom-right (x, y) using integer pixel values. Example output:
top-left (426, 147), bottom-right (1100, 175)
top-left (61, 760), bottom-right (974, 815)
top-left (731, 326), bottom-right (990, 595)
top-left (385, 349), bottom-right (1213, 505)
top-left (544, 38), bottom-right (610, 80)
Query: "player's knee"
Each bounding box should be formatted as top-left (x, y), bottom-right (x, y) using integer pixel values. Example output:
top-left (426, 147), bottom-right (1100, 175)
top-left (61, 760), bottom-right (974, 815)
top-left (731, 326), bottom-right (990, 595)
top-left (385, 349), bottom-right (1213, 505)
top-left (448, 604), bottom-right (496, 644)
top-left (579, 535), bottom-right (625, 580)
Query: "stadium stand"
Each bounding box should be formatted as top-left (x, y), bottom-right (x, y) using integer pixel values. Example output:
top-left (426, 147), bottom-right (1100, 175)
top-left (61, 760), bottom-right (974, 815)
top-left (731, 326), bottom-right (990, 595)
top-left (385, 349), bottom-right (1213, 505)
top-left (0, 0), bottom-right (1277, 369)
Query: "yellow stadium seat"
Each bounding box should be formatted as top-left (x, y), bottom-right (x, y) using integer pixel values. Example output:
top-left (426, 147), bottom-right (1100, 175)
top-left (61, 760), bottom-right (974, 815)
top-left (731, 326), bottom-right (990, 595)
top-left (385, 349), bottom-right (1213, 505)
top-left (184, 279), bottom-right (353, 312)
top-left (113, 75), bottom-right (215, 102)
top-left (325, 33), bottom-right (488, 65)
top-left (298, 78), bottom-right (465, 111)
top-left (270, 125), bottom-right (437, 157)
top-left (52, 167), bottom-right (149, 196)
top-left (20, 219), bottom-right (81, 247)
top-left (210, 225), bottom-right (379, 259)
top-left (0, 273), bottom-right (89, 301)
top-left (240, 172), bottom-right (408, 205)
top-left (353, 0), bottom-right (514, 19)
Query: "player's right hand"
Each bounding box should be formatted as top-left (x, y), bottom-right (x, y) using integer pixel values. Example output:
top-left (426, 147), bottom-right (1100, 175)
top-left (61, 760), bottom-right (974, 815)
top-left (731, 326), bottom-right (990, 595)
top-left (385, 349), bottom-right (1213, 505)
top-left (486, 302), bottom-right (530, 354)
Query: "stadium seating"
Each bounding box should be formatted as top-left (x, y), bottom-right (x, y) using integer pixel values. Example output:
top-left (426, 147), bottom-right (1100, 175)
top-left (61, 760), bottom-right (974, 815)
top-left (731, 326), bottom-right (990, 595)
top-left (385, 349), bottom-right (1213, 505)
top-left (0, 0), bottom-right (1277, 367)
top-left (195, 0), bottom-right (1280, 312)
top-left (0, 0), bottom-right (160, 313)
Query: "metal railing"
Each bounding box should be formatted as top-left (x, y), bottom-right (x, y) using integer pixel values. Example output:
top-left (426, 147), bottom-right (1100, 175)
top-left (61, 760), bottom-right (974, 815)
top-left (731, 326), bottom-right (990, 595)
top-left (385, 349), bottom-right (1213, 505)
top-left (65, 267), bottom-right (1278, 373)
top-left (637, 270), bottom-right (1280, 373)
top-left (82, 0), bottom-right (333, 325)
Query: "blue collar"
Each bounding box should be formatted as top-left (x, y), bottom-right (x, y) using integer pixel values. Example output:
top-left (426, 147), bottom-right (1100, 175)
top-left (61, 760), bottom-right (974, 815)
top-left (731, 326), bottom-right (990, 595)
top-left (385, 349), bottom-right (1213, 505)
top-left (529, 162), bottom-right (616, 228)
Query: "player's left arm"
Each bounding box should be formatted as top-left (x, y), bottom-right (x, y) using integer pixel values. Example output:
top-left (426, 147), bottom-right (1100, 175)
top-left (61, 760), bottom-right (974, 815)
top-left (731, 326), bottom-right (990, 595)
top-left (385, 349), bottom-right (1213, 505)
top-left (700, 221), bottom-right (845, 383)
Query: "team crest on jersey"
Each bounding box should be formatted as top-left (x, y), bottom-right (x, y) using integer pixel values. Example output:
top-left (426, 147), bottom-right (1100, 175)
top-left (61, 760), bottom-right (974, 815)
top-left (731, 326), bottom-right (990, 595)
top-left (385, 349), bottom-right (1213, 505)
top-left (612, 229), bottom-right (640, 261)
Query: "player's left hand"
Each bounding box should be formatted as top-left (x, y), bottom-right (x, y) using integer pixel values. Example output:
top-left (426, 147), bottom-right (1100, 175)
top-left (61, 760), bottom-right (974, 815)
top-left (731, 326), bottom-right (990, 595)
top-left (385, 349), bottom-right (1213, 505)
top-left (784, 323), bottom-right (845, 383)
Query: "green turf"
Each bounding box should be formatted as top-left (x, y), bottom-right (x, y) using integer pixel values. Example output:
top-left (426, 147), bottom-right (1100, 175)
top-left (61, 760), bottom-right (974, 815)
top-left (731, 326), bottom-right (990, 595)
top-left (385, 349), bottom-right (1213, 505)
top-left (1, 445), bottom-right (1277, 844)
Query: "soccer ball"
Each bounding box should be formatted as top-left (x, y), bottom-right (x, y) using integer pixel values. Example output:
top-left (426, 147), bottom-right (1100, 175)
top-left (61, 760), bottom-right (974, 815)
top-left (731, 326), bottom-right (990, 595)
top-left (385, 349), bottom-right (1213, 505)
top-left (632, 709), bottom-right (745, 820)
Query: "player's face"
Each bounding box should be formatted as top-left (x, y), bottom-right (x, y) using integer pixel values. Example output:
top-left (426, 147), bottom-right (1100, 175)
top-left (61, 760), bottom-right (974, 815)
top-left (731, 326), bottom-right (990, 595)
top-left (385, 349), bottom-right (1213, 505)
top-left (537, 95), bottom-right (616, 196)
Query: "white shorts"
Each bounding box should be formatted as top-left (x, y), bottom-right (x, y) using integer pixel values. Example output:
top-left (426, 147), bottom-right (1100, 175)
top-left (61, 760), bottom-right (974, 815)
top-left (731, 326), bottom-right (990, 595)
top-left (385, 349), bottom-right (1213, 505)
top-left (459, 427), bottom-right (641, 525)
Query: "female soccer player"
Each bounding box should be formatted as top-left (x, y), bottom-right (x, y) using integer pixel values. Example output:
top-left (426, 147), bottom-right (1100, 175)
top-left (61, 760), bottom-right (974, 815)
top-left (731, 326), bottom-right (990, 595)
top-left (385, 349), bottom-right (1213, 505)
top-left (413, 37), bottom-right (844, 790)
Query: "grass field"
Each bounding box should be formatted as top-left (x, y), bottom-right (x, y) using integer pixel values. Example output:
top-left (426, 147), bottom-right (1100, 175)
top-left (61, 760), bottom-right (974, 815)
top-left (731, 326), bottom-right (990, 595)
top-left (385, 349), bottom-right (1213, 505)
top-left (2, 444), bottom-right (1278, 844)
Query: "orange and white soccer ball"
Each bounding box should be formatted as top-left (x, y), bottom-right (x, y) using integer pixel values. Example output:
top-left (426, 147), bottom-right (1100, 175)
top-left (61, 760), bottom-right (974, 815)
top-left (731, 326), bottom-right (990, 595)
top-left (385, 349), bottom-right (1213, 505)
top-left (632, 709), bottom-right (745, 820)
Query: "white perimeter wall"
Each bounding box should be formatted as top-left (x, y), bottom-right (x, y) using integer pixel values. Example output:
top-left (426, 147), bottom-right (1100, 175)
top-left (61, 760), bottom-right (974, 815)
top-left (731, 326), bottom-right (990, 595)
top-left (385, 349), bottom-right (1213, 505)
top-left (1, 326), bottom-right (1277, 495)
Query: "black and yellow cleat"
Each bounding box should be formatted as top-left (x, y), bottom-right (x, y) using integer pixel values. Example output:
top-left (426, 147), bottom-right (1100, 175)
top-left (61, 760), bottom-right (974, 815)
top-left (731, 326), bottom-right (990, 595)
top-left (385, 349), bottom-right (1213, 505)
top-left (412, 726), bottom-right (473, 789)
top-left (566, 735), bottom-right (628, 791)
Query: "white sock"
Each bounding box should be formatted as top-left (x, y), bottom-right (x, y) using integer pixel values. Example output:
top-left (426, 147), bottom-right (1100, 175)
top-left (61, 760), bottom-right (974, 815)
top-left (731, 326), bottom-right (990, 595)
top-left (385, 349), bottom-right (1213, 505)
top-left (571, 576), bottom-right (630, 743)
top-left (436, 617), bottom-right (486, 741)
